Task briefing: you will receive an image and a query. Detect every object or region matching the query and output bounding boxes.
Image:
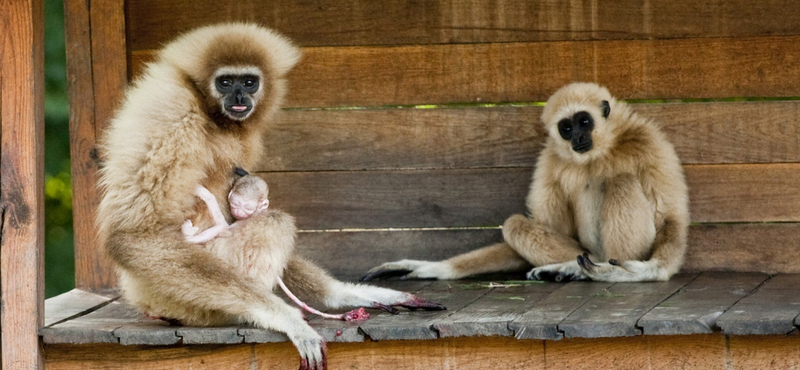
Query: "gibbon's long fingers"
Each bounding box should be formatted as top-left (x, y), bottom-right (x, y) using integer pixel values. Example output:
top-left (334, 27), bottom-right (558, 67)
top-left (298, 340), bottom-right (327, 370)
top-left (359, 267), bottom-right (413, 282)
top-left (527, 260), bottom-right (587, 282)
top-left (395, 296), bottom-right (447, 311)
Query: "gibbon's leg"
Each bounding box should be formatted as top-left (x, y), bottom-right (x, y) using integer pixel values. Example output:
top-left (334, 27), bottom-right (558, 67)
top-left (502, 214), bottom-right (593, 282)
top-left (360, 242), bottom-right (530, 281)
top-left (283, 256), bottom-right (446, 313)
top-left (577, 174), bottom-right (667, 282)
top-left (115, 234), bottom-right (325, 369)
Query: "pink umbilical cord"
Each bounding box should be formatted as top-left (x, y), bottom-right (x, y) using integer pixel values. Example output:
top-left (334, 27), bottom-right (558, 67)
top-left (277, 277), bottom-right (370, 321)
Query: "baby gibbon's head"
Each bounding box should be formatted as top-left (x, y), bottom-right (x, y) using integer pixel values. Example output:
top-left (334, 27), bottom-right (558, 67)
top-left (541, 82), bottom-right (620, 163)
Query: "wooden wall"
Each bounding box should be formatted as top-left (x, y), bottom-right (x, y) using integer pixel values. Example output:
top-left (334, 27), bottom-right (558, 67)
top-left (1, 0), bottom-right (45, 368)
top-left (67, 0), bottom-right (800, 288)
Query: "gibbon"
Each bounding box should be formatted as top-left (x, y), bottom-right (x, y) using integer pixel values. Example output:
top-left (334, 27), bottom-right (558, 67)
top-left (183, 169), bottom-right (370, 322)
top-left (97, 23), bottom-right (442, 370)
top-left (363, 82), bottom-right (689, 283)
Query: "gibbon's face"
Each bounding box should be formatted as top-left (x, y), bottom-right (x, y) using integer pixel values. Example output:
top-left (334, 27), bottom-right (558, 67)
top-left (556, 101), bottom-right (610, 154)
top-left (210, 66), bottom-right (264, 121)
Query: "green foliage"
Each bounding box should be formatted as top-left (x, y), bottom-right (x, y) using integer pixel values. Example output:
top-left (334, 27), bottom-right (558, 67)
top-left (44, 0), bottom-right (75, 298)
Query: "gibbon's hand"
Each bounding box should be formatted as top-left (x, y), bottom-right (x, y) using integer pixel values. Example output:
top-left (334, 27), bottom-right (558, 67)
top-left (360, 259), bottom-right (456, 281)
top-left (526, 259), bottom-right (588, 282)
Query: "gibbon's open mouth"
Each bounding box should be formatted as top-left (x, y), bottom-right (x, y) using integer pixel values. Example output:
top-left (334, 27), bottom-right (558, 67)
top-left (573, 143), bottom-right (592, 153)
top-left (225, 105), bottom-right (252, 116)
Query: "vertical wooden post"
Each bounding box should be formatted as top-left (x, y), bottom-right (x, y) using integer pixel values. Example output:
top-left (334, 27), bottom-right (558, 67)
top-left (0, 0), bottom-right (46, 368)
top-left (63, 0), bottom-right (127, 291)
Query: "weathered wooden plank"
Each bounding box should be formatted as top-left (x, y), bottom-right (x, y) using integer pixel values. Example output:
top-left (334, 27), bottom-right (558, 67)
top-left (43, 289), bottom-right (117, 327)
top-left (298, 223), bottom-right (800, 283)
top-left (358, 281), bottom-right (490, 341)
top-left (114, 322), bottom-right (180, 346)
top-left (263, 168), bottom-right (531, 230)
top-left (238, 327), bottom-right (289, 344)
top-left (432, 281), bottom-right (558, 338)
top-left (41, 300), bottom-right (139, 344)
top-left (263, 101), bottom-right (800, 172)
top-left (297, 229), bottom-right (504, 281)
top-left (638, 272), bottom-right (769, 335)
top-left (557, 274), bottom-right (697, 338)
top-left (0, 0), bottom-right (45, 368)
top-left (685, 223), bottom-right (800, 274)
top-left (63, 0), bottom-right (115, 291)
top-left (131, 36), bottom-right (800, 108)
top-left (717, 274), bottom-right (800, 335)
top-left (263, 164), bottom-right (800, 230)
top-left (175, 327), bottom-right (243, 345)
top-left (687, 164), bottom-right (800, 223)
top-left (126, 0), bottom-right (800, 49)
top-left (509, 281), bottom-right (615, 340)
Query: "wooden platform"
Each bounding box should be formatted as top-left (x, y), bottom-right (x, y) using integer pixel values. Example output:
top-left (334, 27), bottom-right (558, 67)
top-left (42, 272), bottom-right (800, 346)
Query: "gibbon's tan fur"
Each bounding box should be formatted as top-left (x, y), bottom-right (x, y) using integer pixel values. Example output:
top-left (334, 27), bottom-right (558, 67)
top-left (364, 83), bottom-right (689, 283)
top-left (97, 23), bottom-right (442, 369)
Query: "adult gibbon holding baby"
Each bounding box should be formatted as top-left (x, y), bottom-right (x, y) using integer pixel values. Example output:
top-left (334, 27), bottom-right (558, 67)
top-left (364, 82), bottom-right (689, 283)
top-left (97, 23), bottom-right (443, 370)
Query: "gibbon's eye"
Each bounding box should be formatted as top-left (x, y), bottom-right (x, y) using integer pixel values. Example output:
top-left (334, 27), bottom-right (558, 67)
top-left (557, 119), bottom-right (573, 140)
top-left (244, 79), bottom-right (257, 88)
top-left (216, 76), bottom-right (234, 92)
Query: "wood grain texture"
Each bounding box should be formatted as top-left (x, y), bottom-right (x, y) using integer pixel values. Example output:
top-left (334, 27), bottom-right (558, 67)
top-left (129, 36), bottom-right (800, 108)
top-left (637, 272), bottom-right (768, 335)
top-left (262, 101), bottom-right (800, 172)
top-left (557, 274), bottom-right (697, 338)
top-left (45, 335), bottom-right (800, 370)
top-left (43, 289), bottom-right (117, 327)
top-left (44, 337), bottom-right (548, 370)
top-left (510, 281), bottom-right (614, 340)
top-left (63, 0), bottom-right (115, 291)
top-left (41, 300), bottom-right (144, 344)
top-left (261, 164), bottom-right (800, 230)
top-left (728, 335), bottom-right (800, 370)
top-left (546, 335), bottom-right (728, 370)
top-left (125, 0), bottom-right (800, 49)
top-left (684, 223), bottom-right (800, 274)
top-left (686, 164), bottom-right (800, 223)
top-left (261, 168), bottom-right (532, 230)
top-left (294, 222), bottom-right (800, 282)
top-left (716, 274), bottom-right (800, 335)
top-left (0, 0), bottom-right (45, 368)
top-left (433, 282), bottom-right (559, 338)
top-left (358, 281), bottom-right (490, 341)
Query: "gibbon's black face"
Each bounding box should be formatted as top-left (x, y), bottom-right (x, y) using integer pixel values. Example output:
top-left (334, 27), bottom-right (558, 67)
top-left (215, 74), bottom-right (260, 120)
top-left (556, 100), bottom-right (610, 154)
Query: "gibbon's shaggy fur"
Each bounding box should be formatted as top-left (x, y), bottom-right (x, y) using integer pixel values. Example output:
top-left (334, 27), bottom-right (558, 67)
top-left (97, 23), bottom-right (442, 369)
top-left (363, 82), bottom-right (689, 283)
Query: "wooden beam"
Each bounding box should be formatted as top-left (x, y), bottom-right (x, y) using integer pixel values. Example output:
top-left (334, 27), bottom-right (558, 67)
top-left (125, 0), bottom-right (800, 49)
top-left (0, 0), bottom-right (45, 368)
top-left (43, 335), bottom-right (800, 369)
top-left (63, 0), bottom-right (126, 291)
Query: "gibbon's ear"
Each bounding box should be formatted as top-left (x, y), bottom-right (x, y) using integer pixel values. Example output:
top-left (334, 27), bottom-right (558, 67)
top-left (234, 167), bottom-right (250, 177)
top-left (601, 100), bottom-right (611, 118)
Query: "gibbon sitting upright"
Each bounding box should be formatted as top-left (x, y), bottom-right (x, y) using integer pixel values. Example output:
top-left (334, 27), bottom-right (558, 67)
top-left (363, 82), bottom-right (689, 283)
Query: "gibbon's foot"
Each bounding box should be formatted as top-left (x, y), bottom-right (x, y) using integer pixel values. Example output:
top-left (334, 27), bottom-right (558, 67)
top-left (578, 259), bottom-right (668, 282)
top-left (297, 340), bottom-right (327, 370)
top-left (373, 296), bottom-right (447, 314)
top-left (527, 260), bottom-right (587, 282)
top-left (360, 259), bottom-right (455, 281)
